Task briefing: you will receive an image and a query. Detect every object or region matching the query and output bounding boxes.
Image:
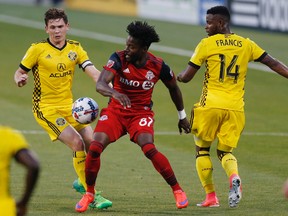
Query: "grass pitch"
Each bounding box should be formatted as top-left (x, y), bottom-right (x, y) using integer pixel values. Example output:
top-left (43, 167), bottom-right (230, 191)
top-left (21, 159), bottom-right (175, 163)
top-left (0, 3), bottom-right (288, 216)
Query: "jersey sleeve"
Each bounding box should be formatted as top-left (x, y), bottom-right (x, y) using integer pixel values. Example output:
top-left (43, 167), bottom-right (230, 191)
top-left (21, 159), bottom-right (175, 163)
top-left (77, 43), bottom-right (93, 70)
top-left (189, 39), bottom-right (207, 67)
top-left (20, 44), bottom-right (40, 72)
top-left (160, 61), bottom-right (174, 81)
top-left (103, 52), bottom-right (122, 74)
top-left (248, 39), bottom-right (267, 62)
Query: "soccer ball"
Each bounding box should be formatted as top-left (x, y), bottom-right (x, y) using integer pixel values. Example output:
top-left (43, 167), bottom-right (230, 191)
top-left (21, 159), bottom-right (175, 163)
top-left (72, 97), bottom-right (99, 124)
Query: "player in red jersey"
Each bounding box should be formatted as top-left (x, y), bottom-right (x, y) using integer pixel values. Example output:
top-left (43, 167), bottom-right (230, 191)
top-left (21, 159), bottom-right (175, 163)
top-left (75, 21), bottom-right (191, 212)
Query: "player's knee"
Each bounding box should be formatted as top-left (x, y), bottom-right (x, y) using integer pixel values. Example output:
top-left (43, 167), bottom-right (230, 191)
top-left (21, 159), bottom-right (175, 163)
top-left (217, 149), bottom-right (232, 161)
top-left (196, 146), bottom-right (210, 158)
top-left (88, 141), bottom-right (104, 158)
top-left (141, 143), bottom-right (158, 159)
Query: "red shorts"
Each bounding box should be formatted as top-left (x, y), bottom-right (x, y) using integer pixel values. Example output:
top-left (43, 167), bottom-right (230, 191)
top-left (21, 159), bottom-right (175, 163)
top-left (94, 107), bottom-right (155, 143)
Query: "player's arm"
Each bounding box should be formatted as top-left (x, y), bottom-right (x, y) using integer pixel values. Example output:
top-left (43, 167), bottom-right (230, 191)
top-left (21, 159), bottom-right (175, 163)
top-left (260, 54), bottom-right (288, 78)
top-left (15, 149), bottom-right (40, 216)
top-left (14, 67), bottom-right (29, 87)
top-left (161, 63), bottom-right (191, 134)
top-left (97, 69), bottom-right (131, 108)
top-left (177, 62), bottom-right (200, 83)
top-left (83, 64), bottom-right (101, 83)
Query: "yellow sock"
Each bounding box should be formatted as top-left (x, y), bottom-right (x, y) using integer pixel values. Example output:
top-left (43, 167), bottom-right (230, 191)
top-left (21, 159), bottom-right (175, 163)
top-left (221, 153), bottom-right (238, 177)
top-left (196, 152), bottom-right (215, 194)
top-left (73, 151), bottom-right (87, 190)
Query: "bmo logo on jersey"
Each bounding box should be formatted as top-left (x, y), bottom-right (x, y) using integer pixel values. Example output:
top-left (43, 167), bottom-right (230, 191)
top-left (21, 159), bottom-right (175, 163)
top-left (119, 77), bottom-right (155, 90)
top-left (119, 70), bottom-right (155, 90)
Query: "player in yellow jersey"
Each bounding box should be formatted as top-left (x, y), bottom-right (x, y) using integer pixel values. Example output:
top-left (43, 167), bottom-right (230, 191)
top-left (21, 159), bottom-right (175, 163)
top-left (177, 5), bottom-right (288, 208)
top-left (13, 8), bottom-right (112, 210)
top-left (0, 125), bottom-right (40, 216)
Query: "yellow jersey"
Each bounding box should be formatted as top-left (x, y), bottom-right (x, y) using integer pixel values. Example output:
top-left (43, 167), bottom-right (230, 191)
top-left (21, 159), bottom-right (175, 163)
top-left (20, 39), bottom-right (92, 112)
top-left (190, 33), bottom-right (266, 111)
top-left (0, 126), bottom-right (29, 215)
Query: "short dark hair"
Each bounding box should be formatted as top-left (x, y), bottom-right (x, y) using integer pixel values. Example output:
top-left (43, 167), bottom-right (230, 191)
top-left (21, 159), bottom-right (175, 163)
top-left (126, 21), bottom-right (160, 48)
top-left (44, 8), bottom-right (68, 25)
top-left (207, 5), bottom-right (230, 22)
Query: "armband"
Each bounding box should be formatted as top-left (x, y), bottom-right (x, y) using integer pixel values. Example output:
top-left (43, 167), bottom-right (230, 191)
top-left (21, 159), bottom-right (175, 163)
top-left (177, 109), bottom-right (187, 120)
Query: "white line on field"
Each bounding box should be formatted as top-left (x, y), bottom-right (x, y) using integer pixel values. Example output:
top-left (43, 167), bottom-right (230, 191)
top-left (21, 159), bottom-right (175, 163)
top-left (17, 130), bottom-right (288, 137)
top-left (0, 14), bottom-right (274, 73)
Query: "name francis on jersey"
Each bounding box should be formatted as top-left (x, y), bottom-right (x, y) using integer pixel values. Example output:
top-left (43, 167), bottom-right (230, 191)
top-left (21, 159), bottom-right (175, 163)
top-left (216, 39), bottom-right (242, 47)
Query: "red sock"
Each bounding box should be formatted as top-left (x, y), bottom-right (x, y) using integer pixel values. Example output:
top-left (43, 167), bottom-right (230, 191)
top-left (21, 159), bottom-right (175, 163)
top-left (85, 141), bottom-right (103, 193)
top-left (142, 144), bottom-right (181, 191)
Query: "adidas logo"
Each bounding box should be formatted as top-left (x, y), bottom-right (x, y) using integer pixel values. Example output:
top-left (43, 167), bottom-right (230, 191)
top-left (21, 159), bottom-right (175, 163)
top-left (46, 54), bottom-right (52, 59)
top-left (123, 68), bottom-right (130, 73)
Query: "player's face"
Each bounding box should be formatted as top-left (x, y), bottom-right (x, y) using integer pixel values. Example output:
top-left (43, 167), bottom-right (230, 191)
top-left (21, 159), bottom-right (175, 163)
top-left (205, 14), bottom-right (221, 36)
top-left (45, 18), bottom-right (69, 46)
top-left (124, 36), bottom-right (146, 64)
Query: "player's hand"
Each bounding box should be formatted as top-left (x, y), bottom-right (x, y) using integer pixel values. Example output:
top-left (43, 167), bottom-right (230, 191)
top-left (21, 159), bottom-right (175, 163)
top-left (112, 92), bottom-right (131, 109)
top-left (16, 74), bottom-right (28, 87)
top-left (178, 118), bottom-right (191, 134)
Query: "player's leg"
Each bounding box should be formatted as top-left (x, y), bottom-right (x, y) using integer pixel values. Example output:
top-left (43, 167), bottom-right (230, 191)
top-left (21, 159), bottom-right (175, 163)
top-left (217, 110), bottom-right (244, 208)
top-left (194, 137), bottom-right (219, 207)
top-left (74, 125), bottom-right (113, 209)
top-left (139, 139), bottom-right (188, 209)
top-left (191, 106), bottom-right (221, 207)
top-left (75, 132), bottom-right (109, 213)
top-left (75, 107), bottom-right (122, 212)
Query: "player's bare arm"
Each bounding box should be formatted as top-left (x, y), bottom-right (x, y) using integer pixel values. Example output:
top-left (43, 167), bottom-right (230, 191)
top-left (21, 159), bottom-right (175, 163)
top-left (163, 78), bottom-right (191, 134)
top-left (177, 64), bottom-right (199, 83)
top-left (96, 69), bottom-right (131, 108)
top-left (84, 65), bottom-right (101, 83)
top-left (14, 68), bottom-right (28, 87)
top-left (260, 54), bottom-right (288, 78)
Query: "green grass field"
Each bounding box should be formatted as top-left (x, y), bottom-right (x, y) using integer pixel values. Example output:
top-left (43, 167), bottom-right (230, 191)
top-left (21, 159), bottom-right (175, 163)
top-left (1, 3), bottom-right (288, 216)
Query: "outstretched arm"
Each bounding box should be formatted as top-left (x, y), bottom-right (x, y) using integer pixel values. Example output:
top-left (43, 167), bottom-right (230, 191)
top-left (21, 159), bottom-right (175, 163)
top-left (15, 149), bottom-right (40, 216)
top-left (84, 65), bottom-right (101, 83)
top-left (177, 64), bottom-right (199, 83)
top-left (163, 78), bottom-right (191, 134)
top-left (261, 54), bottom-right (288, 78)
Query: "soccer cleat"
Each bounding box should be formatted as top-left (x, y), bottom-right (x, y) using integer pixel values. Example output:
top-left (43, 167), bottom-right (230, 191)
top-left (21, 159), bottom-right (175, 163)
top-left (75, 192), bottom-right (94, 213)
top-left (196, 196), bottom-right (220, 207)
top-left (89, 191), bottom-right (113, 209)
top-left (173, 190), bottom-right (189, 209)
top-left (72, 179), bottom-right (86, 195)
top-left (229, 176), bottom-right (242, 208)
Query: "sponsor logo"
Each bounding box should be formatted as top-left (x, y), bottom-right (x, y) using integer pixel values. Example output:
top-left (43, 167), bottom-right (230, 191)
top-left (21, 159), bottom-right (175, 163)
top-left (123, 68), bottom-right (130, 73)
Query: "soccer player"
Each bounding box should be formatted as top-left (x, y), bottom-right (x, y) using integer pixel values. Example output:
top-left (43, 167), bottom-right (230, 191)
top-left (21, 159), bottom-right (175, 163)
top-left (13, 8), bottom-right (112, 209)
top-left (75, 21), bottom-right (191, 212)
top-left (177, 5), bottom-right (288, 208)
top-left (0, 125), bottom-right (40, 216)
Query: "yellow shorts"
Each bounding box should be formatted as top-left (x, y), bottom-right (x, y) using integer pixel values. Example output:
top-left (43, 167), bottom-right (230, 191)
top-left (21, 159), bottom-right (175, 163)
top-left (33, 104), bottom-right (88, 141)
top-left (191, 105), bottom-right (245, 148)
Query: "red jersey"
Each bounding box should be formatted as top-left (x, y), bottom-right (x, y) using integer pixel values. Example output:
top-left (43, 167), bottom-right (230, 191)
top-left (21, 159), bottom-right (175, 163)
top-left (103, 51), bottom-right (175, 111)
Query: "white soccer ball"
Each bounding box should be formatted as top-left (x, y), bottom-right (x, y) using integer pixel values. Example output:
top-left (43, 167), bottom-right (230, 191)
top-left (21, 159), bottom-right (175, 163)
top-left (72, 97), bottom-right (99, 124)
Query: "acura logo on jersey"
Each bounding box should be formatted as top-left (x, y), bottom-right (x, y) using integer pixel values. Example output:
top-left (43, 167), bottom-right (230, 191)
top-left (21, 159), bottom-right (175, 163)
top-left (57, 63), bottom-right (66, 72)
